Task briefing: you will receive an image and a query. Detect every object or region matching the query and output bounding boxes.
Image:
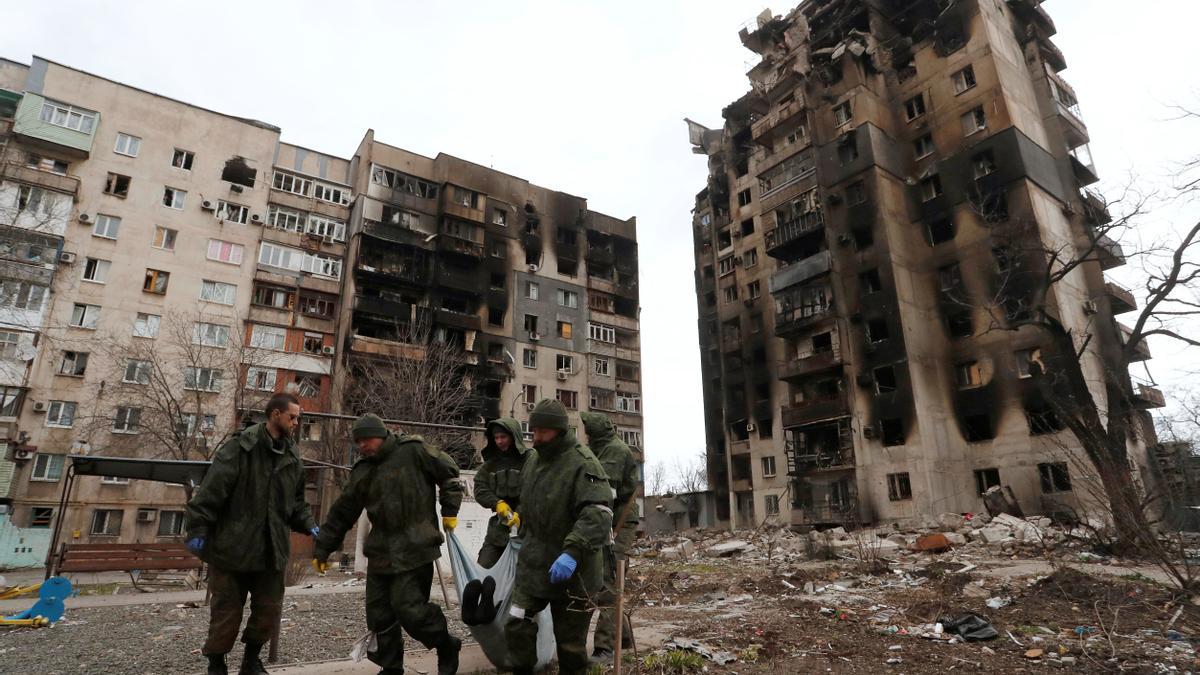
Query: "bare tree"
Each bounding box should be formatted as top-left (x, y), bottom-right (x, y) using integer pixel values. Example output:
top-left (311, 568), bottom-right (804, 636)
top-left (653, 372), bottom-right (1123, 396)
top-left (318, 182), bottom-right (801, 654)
top-left (73, 309), bottom-right (284, 460)
top-left (645, 461), bottom-right (668, 497)
top-left (342, 318), bottom-right (479, 467)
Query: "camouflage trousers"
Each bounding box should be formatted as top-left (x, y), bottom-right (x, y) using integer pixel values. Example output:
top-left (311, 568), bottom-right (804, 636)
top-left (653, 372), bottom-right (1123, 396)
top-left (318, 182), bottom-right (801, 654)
top-left (202, 566), bottom-right (284, 655)
top-left (365, 563), bottom-right (453, 670)
top-left (593, 524), bottom-right (637, 653)
top-left (506, 579), bottom-right (596, 675)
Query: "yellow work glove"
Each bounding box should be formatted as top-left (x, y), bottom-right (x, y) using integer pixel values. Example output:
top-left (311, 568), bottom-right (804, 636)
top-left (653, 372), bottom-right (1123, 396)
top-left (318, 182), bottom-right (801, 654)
top-left (496, 500), bottom-right (513, 520)
top-left (508, 511), bottom-right (521, 530)
top-left (443, 516), bottom-right (457, 532)
top-left (312, 558), bottom-right (328, 575)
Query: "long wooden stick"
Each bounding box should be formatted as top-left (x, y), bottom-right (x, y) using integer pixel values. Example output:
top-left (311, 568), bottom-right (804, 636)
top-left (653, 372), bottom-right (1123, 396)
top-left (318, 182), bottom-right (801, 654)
top-left (613, 558), bottom-right (627, 675)
top-left (434, 557), bottom-right (453, 608)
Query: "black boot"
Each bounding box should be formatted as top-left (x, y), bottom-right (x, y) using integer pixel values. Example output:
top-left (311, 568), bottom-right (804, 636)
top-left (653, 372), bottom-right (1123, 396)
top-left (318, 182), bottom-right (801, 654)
top-left (206, 653), bottom-right (228, 675)
top-left (238, 642), bottom-right (268, 675)
top-left (436, 635), bottom-right (461, 675)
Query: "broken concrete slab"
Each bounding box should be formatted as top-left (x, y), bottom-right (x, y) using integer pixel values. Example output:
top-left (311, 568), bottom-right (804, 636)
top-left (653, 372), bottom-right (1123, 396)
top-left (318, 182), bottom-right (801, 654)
top-left (937, 513), bottom-right (963, 531)
top-left (705, 540), bottom-right (751, 557)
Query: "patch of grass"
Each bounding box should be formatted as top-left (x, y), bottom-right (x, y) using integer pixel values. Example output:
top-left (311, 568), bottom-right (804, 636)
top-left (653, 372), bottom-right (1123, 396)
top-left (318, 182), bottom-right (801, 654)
top-left (1119, 572), bottom-right (1157, 585)
top-left (643, 650), bottom-right (706, 673)
top-left (74, 583), bottom-right (121, 596)
top-left (1015, 625), bottom-right (1043, 636)
top-left (739, 644), bottom-right (761, 662)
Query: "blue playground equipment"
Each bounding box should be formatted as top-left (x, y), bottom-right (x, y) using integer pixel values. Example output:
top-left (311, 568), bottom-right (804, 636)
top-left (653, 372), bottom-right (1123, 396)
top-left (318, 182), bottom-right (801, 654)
top-left (2, 576), bottom-right (73, 627)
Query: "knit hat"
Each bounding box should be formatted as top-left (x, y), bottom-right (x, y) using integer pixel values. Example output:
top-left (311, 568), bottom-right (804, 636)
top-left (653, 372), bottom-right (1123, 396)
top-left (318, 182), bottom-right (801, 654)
top-left (352, 413), bottom-right (388, 441)
top-left (528, 399), bottom-right (569, 432)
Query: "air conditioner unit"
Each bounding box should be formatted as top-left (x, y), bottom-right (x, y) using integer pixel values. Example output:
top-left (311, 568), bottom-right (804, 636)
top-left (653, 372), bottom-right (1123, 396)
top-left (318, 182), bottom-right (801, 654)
top-left (200, 200), bottom-right (215, 211)
top-left (230, 184), bottom-right (244, 194)
top-left (863, 425), bottom-right (877, 439)
top-left (526, 402), bottom-right (536, 411)
top-left (250, 213), bottom-right (263, 224)
top-left (528, 264), bottom-right (540, 273)
top-left (1082, 300), bottom-right (1098, 315)
top-left (137, 509), bottom-right (157, 523)
top-left (32, 401), bottom-right (47, 413)
top-left (1062, 203), bottom-right (1078, 216)
top-left (529, 332), bottom-right (541, 342)
top-left (556, 370), bottom-right (569, 381)
top-left (745, 423), bottom-right (757, 433)
top-left (321, 345), bottom-right (336, 356)
top-left (58, 251), bottom-right (76, 264)
top-left (77, 213), bottom-right (91, 224)
top-left (13, 448), bottom-right (34, 461)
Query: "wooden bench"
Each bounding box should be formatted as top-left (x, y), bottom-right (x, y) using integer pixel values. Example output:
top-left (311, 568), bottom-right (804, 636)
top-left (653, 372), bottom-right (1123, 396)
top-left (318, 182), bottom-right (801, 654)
top-left (54, 543), bottom-right (204, 590)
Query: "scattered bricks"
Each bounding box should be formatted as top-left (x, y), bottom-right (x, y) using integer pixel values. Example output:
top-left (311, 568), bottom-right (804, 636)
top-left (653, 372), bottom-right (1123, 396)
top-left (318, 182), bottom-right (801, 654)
top-left (661, 540), bottom-right (696, 560)
top-left (915, 533), bottom-right (952, 553)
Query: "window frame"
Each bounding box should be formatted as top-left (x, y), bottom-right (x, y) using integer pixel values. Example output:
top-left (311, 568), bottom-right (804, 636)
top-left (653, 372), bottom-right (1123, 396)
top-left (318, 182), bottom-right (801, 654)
top-left (171, 148), bottom-right (195, 171)
top-left (113, 133), bottom-right (141, 157)
top-left (45, 400), bottom-right (78, 428)
top-left (93, 214), bottom-right (121, 239)
top-left (887, 472), bottom-right (913, 501)
top-left (31, 453), bottom-right (65, 481)
top-left (162, 186), bottom-right (186, 210)
top-left (152, 225), bottom-right (177, 251)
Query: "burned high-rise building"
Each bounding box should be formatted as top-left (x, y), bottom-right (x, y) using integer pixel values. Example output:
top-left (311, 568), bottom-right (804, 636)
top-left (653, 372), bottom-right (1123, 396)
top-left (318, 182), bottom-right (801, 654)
top-left (688, 1), bottom-right (1160, 528)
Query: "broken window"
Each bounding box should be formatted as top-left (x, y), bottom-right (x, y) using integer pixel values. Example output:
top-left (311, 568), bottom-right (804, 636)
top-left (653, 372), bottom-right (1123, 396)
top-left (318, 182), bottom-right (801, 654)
top-left (837, 141), bottom-right (859, 165)
top-left (926, 218), bottom-right (955, 245)
top-left (867, 318), bottom-right (889, 343)
top-left (104, 172), bottom-right (131, 198)
top-left (747, 281), bottom-right (761, 300)
top-left (812, 332), bottom-right (833, 354)
top-left (162, 186), bottom-right (185, 209)
top-left (887, 472), bottom-right (912, 501)
top-left (764, 494), bottom-right (780, 515)
top-left (851, 226), bottom-right (874, 250)
top-left (964, 414), bottom-right (994, 442)
top-left (914, 133), bottom-right (935, 159)
top-left (1027, 405), bottom-right (1063, 435)
top-left (833, 101), bottom-right (853, 127)
top-left (1015, 348), bottom-right (1044, 379)
top-left (980, 190), bottom-right (1009, 223)
top-left (845, 181), bottom-right (867, 206)
top-left (222, 157), bottom-right (256, 188)
top-left (58, 351), bottom-right (88, 377)
top-left (758, 148), bottom-right (815, 193)
top-left (947, 311), bottom-right (973, 339)
top-left (974, 468), bottom-right (1001, 495)
top-left (172, 148), bottom-right (194, 170)
top-left (737, 189), bottom-right (752, 208)
top-left (938, 264), bottom-right (962, 292)
top-left (1038, 462), bottom-right (1072, 493)
top-left (372, 166), bottom-right (439, 199)
top-left (920, 174), bottom-right (943, 202)
top-left (522, 348), bottom-right (537, 368)
top-left (743, 248), bottom-right (758, 268)
top-left (881, 418), bottom-right (905, 447)
top-left (143, 269), bottom-right (169, 294)
top-left (253, 285), bottom-right (293, 309)
top-left (952, 65), bottom-right (977, 95)
top-left (874, 365), bottom-right (897, 394)
top-left (556, 389), bottom-right (578, 410)
top-left (717, 228), bottom-right (732, 249)
top-left (860, 269), bottom-right (882, 294)
top-left (294, 372), bottom-right (322, 398)
top-left (961, 107), bottom-right (987, 136)
top-left (972, 150), bottom-right (997, 179)
top-left (740, 218), bottom-right (755, 236)
top-left (302, 333), bottom-right (325, 355)
top-left (904, 94), bottom-right (926, 121)
top-left (217, 200), bottom-right (249, 224)
top-left (956, 361), bottom-right (983, 389)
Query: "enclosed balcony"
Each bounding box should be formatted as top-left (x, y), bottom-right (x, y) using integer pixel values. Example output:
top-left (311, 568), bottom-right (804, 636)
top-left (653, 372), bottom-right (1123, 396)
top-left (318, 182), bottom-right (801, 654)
top-left (435, 265), bottom-right (484, 296)
top-left (353, 295), bottom-right (412, 322)
top-left (0, 161), bottom-right (80, 198)
top-left (1095, 234), bottom-right (1125, 270)
top-left (1133, 384), bottom-right (1166, 409)
top-left (1104, 281), bottom-right (1136, 314)
top-left (768, 251), bottom-right (831, 292)
top-left (782, 391), bottom-right (848, 429)
top-left (11, 93), bottom-right (97, 158)
top-left (751, 96), bottom-right (807, 148)
top-left (1119, 323), bottom-right (1151, 362)
top-left (778, 350), bottom-right (842, 382)
top-left (1069, 144), bottom-right (1099, 186)
top-left (1082, 190), bottom-right (1112, 226)
top-left (1050, 77), bottom-right (1089, 150)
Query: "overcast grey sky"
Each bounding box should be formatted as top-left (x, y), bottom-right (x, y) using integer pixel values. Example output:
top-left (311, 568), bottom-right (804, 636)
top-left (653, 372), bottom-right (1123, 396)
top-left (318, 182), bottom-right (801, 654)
top-left (6, 1), bottom-right (1199, 469)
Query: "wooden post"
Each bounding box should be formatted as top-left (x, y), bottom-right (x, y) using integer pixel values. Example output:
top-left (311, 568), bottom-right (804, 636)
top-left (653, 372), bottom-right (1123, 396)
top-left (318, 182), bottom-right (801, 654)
top-left (434, 557), bottom-right (453, 608)
top-left (613, 558), bottom-right (627, 675)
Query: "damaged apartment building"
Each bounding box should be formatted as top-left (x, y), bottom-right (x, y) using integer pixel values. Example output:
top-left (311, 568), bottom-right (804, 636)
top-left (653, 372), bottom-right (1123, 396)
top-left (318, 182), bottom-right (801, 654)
top-left (688, 0), bottom-right (1160, 529)
top-left (0, 56), bottom-right (641, 568)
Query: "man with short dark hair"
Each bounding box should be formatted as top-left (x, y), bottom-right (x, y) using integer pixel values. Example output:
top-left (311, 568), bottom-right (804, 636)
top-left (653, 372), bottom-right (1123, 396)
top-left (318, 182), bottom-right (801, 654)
top-left (313, 413), bottom-right (464, 675)
top-left (186, 392), bottom-right (317, 675)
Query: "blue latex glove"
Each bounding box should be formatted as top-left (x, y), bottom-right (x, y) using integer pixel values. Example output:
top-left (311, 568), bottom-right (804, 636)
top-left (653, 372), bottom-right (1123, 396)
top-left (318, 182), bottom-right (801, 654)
top-left (549, 553), bottom-right (577, 584)
top-left (185, 537), bottom-right (205, 556)
top-left (310, 526), bottom-right (320, 538)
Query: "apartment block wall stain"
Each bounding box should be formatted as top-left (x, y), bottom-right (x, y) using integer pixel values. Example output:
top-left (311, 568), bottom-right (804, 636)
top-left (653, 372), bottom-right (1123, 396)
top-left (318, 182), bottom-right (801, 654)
top-left (688, 0), bottom-right (1155, 531)
top-left (0, 57), bottom-right (642, 568)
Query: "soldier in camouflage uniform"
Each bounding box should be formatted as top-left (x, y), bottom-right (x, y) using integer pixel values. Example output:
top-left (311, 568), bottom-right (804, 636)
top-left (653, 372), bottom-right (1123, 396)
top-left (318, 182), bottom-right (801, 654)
top-left (473, 417), bottom-right (530, 567)
top-left (580, 411), bottom-right (641, 661)
top-left (505, 399), bottom-right (613, 675)
top-left (185, 393), bottom-right (317, 675)
top-left (312, 414), bottom-right (464, 675)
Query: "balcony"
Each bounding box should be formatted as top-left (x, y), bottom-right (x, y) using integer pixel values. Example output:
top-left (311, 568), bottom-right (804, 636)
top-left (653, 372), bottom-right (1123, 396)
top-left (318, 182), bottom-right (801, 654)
top-left (586, 243), bottom-right (615, 266)
top-left (1133, 384), bottom-right (1166, 409)
top-left (751, 96), bottom-right (806, 148)
top-left (438, 233), bottom-right (485, 259)
top-left (441, 193), bottom-right (486, 224)
top-left (778, 350), bottom-right (842, 382)
top-left (769, 251), bottom-right (831, 293)
top-left (479, 397), bottom-right (502, 420)
top-left (434, 308), bottom-right (482, 332)
top-left (1009, 0), bottom-right (1056, 36)
top-left (730, 440), bottom-right (752, 456)
top-left (1105, 282), bottom-right (1137, 314)
top-left (355, 256), bottom-right (428, 287)
top-left (349, 334), bottom-right (427, 360)
top-left (775, 306), bottom-right (832, 337)
top-left (436, 266), bottom-right (484, 295)
top-left (765, 211), bottom-right (825, 259)
top-left (363, 220), bottom-right (435, 248)
top-left (1053, 95), bottom-right (1089, 150)
top-left (353, 295), bottom-right (412, 321)
top-left (719, 334), bottom-right (741, 354)
top-left (0, 162), bottom-right (80, 198)
top-left (1119, 323), bottom-right (1151, 362)
top-left (1082, 190), bottom-right (1112, 226)
top-left (790, 496), bottom-right (859, 525)
top-left (1095, 234), bottom-right (1125, 270)
top-left (11, 93), bottom-right (97, 158)
top-left (782, 391), bottom-right (848, 429)
top-left (1069, 145), bottom-right (1099, 186)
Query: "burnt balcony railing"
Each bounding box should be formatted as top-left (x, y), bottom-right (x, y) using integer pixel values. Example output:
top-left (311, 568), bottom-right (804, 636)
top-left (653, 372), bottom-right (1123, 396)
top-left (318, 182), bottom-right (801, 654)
top-left (778, 350), bottom-right (842, 381)
top-left (782, 391), bottom-right (848, 428)
top-left (765, 211), bottom-right (824, 257)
